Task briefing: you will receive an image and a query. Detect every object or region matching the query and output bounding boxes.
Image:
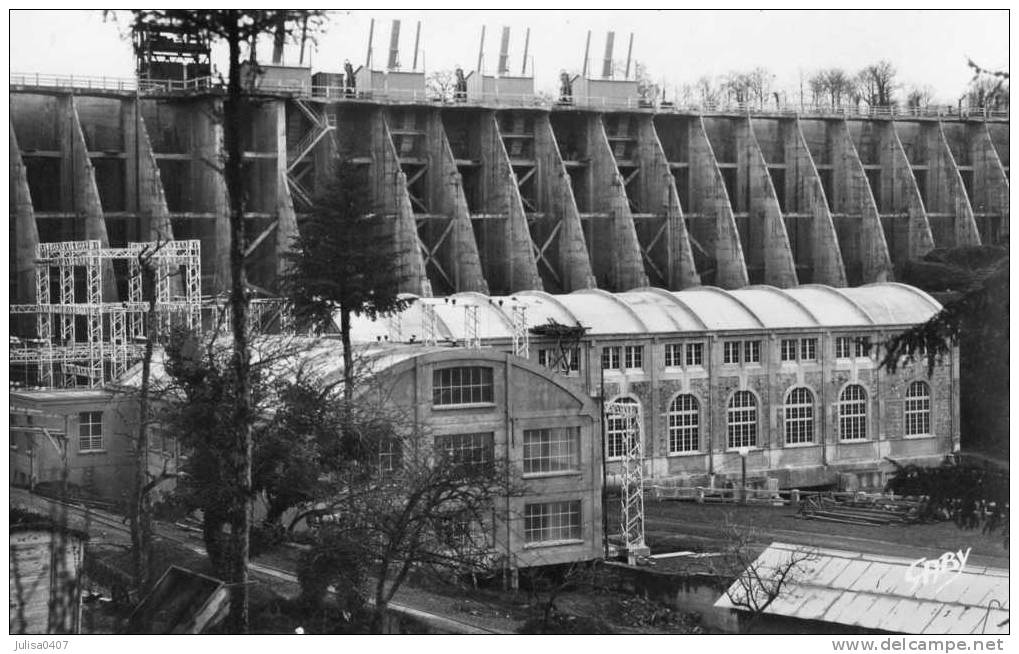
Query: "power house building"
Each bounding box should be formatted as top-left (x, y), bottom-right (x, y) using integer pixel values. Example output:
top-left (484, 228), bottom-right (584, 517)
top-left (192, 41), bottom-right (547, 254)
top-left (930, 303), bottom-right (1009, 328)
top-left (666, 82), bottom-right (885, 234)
top-left (350, 282), bottom-right (956, 490)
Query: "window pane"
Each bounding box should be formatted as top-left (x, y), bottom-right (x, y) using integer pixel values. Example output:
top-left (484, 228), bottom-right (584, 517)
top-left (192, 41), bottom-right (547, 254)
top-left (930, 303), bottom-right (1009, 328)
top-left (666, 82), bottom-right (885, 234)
top-left (801, 338), bottom-right (817, 361)
top-left (686, 343), bottom-right (703, 367)
top-left (724, 341), bottom-right (740, 364)
top-left (727, 391), bottom-right (757, 448)
top-left (839, 384), bottom-right (868, 440)
top-left (665, 344), bottom-right (681, 367)
top-left (433, 367), bottom-right (493, 406)
top-left (781, 339), bottom-right (797, 361)
top-left (523, 427), bottom-right (580, 474)
top-left (524, 501), bottom-right (581, 543)
top-left (904, 381), bottom-right (931, 436)
top-left (436, 432), bottom-right (494, 473)
top-left (668, 394), bottom-right (699, 453)
top-left (784, 387), bottom-right (815, 445)
top-left (744, 341), bottom-right (760, 363)
top-left (78, 411), bottom-right (103, 451)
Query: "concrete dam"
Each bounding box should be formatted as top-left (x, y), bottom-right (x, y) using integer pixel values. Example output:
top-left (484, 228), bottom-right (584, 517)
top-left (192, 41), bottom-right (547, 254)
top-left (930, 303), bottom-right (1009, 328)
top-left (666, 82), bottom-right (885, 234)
top-left (9, 68), bottom-right (1009, 310)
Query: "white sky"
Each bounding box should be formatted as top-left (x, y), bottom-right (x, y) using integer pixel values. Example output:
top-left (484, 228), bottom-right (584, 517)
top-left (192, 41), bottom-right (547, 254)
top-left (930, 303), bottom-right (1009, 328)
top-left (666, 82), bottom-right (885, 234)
top-left (8, 9), bottom-right (1011, 103)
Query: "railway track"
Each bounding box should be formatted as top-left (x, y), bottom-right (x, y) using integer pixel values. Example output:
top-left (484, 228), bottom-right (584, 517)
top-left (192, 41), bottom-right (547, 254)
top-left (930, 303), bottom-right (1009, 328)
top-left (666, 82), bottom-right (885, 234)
top-left (11, 488), bottom-right (504, 634)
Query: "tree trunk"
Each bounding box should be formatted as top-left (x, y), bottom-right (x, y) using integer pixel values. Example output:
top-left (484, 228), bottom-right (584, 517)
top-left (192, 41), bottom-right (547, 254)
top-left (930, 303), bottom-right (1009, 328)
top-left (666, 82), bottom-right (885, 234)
top-left (224, 12), bottom-right (252, 633)
top-left (341, 306), bottom-right (353, 404)
top-left (130, 261), bottom-right (158, 592)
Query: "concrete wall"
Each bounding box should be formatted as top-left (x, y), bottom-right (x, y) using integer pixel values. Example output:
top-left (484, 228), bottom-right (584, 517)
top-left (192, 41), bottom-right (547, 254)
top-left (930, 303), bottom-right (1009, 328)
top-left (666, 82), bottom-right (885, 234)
top-left (473, 111), bottom-right (542, 293)
top-left (736, 117), bottom-right (798, 287)
top-left (880, 123), bottom-right (936, 264)
top-left (634, 115), bottom-right (700, 289)
top-left (532, 114), bottom-right (597, 292)
top-left (9, 390), bottom-right (180, 504)
top-left (10, 123), bottom-right (40, 311)
top-left (586, 114), bottom-right (648, 291)
top-left (969, 122), bottom-right (1010, 243)
top-left (367, 349), bottom-right (605, 569)
top-left (8, 87), bottom-right (1009, 304)
top-left (522, 325), bottom-right (956, 490)
top-left (782, 119), bottom-right (847, 285)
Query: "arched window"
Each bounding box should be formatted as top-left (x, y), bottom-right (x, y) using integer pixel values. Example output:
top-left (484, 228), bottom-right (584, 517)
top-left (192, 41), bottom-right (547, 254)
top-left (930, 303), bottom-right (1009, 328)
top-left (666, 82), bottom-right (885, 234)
top-left (784, 387), bottom-right (815, 445)
top-left (606, 397), bottom-right (640, 459)
top-left (904, 381), bottom-right (931, 436)
top-left (727, 391), bottom-right (757, 449)
top-left (839, 384), bottom-right (868, 441)
top-left (667, 394), bottom-right (699, 453)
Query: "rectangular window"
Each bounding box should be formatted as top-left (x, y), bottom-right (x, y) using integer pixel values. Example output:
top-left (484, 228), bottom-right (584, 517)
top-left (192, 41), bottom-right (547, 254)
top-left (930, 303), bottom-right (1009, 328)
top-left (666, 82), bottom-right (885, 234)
top-left (78, 411), bottom-right (103, 452)
top-left (601, 346), bottom-right (621, 370)
top-left (379, 437), bottom-right (402, 475)
top-left (523, 427), bottom-right (580, 475)
top-left (835, 336), bottom-right (852, 359)
top-left (433, 367), bottom-right (494, 406)
top-left (781, 339), bottom-right (798, 362)
top-left (539, 348), bottom-right (580, 373)
top-left (723, 341), bottom-right (741, 364)
top-left (800, 338), bottom-right (817, 361)
top-left (686, 342), bottom-right (704, 367)
top-left (624, 345), bottom-right (643, 370)
top-left (854, 337), bottom-right (871, 358)
top-left (524, 500), bottom-right (581, 544)
top-left (435, 432), bottom-right (494, 473)
top-left (664, 343), bottom-right (683, 368)
top-left (743, 340), bottom-right (761, 364)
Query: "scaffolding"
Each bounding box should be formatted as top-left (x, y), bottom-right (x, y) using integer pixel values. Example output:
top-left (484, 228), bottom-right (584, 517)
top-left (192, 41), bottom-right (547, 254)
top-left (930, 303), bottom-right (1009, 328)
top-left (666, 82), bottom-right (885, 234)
top-left (510, 305), bottom-right (529, 359)
top-left (10, 240), bottom-right (201, 389)
top-left (606, 399), bottom-right (648, 565)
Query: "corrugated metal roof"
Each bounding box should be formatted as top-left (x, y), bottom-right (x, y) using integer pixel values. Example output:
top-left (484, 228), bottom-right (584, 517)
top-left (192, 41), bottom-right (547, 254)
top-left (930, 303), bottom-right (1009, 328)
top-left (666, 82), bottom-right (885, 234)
top-left (715, 543), bottom-right (1009, 635)
top-left (348, 284), bottom-right (942, 342)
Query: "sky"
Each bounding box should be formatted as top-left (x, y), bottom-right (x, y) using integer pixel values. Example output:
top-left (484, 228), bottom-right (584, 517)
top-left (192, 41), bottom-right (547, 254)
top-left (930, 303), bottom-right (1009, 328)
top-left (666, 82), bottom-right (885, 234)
top-left (8, 9), bottom-right (1011, 103)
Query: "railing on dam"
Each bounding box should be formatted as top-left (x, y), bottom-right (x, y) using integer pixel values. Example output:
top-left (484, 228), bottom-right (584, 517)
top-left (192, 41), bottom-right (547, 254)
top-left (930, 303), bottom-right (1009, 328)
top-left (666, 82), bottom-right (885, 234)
top-left (10, 71), bottom-right (1010, 120)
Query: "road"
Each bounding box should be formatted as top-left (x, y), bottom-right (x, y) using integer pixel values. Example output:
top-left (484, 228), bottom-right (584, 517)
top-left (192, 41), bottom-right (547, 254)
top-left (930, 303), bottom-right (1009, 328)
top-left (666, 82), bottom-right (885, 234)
top-left (11, 487), bottom-right (505, 634)
top-left (638, 499), bottom-right (1010, 569)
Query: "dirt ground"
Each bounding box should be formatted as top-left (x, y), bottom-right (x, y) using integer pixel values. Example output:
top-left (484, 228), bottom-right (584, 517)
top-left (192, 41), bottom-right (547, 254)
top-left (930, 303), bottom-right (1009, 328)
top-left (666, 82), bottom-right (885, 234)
top-left (631, 498), bottom-right (1009, 571)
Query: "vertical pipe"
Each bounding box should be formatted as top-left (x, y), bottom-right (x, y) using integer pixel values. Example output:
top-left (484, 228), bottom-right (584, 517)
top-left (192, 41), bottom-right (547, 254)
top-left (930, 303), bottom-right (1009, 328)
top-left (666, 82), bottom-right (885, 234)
top-left (624, 33), bottom-right (634, 79)
top-left (498, 26), bottom-right (511, 75)
top-left (521, 28), bottom-right (530, 75)
top-left (387, 20), bottom-right (401, 70)
top-left (582, 30), bottom-right (591, 77)
top-left (476, 25), bottom-right (486, 74)
top-left (601, 31), bottom-right (615, 79)
top-left (412, 21), bottom-right (421, 71)
top-left (365, 18), bottom-right (375, 69)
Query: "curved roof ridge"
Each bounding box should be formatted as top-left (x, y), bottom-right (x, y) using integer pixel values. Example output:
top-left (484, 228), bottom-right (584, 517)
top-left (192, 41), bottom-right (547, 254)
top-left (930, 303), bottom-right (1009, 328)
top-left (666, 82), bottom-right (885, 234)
top-left (862, 282), bottom-right (943, 312)
top-left (418, 297), bottom-right (458, 340)
top-left (514, 290), bottom-right (583, 327)
top-left (635, 286), bottom-right (709, 330)
top-left (802, 284), bottom-right (875, 325)
top-left (451, 291), bottom-right (516, 330)
top-left (573, 287), bottom-right (650, 332)
top-left (745, 284), bottom-right (822, 327)
top-left (690, 285), bottom-right (766, 328)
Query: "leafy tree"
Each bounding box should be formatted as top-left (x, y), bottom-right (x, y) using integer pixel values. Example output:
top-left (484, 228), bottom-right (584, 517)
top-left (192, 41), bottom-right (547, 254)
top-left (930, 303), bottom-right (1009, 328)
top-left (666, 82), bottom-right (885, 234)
top-left (160, 332), bottom-right (343, 584)
top-left (964, 59), bottom-right (1009, 111)
top-left (906, 85), bottom-right (936, 109)
top-left (294, 382), bottom-right (520, 633)
top-left (857, 60), bottom-right (897, 106)
top-left (283, 160), bottom-right (413, 404)
top-left (881, 247), bottom-right (1008, 456)
top-left (885, 458), bottom-right (1008, 546)
top-left (426, 69), bottom-right (456, 102)
top-left (127, 10), bottom-right (328, 631)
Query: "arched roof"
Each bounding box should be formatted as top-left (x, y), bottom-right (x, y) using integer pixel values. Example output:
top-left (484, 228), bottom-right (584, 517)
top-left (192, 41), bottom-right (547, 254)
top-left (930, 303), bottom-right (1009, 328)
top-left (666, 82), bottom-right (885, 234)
top-left (346, 283), bottom-right (941, 342)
